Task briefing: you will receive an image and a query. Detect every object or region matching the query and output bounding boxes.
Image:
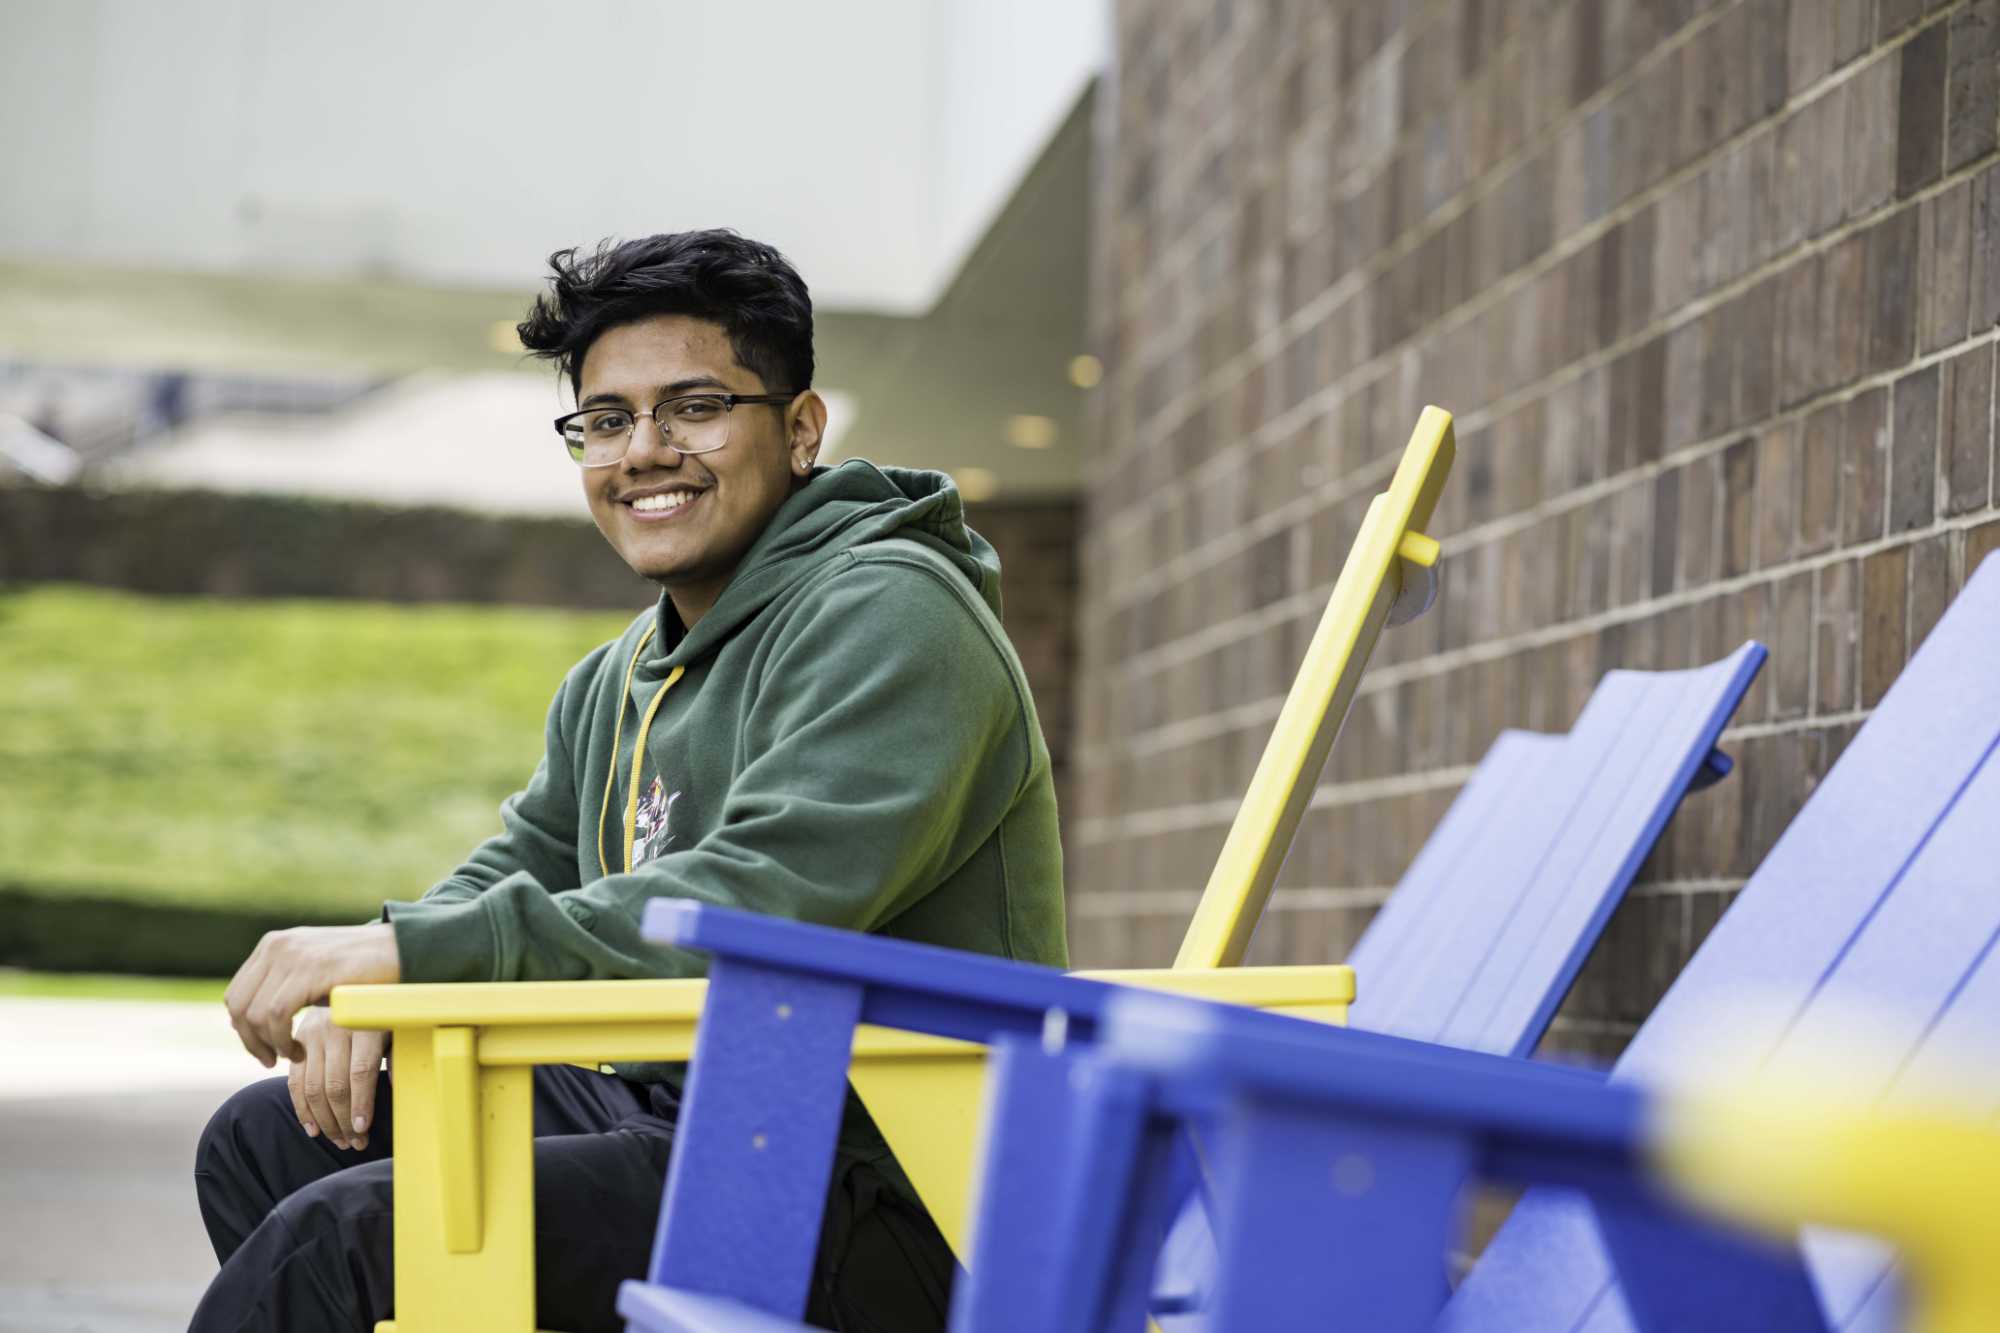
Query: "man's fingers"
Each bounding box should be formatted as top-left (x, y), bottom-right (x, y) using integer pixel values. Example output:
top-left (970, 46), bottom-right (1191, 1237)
top-left (300, 1024), bottom-right (345, 1148)
top-left (231, 1011), bottom-right (278, 1068)
top-left (225, 939), bottom-right (278, 1067)
top-left (285, 1059), bottom-right (316, 1137)
top-left (250, 971), bottom-right (308, 1066)
top-left (348, 1032), bottom-right (384, 1147)
top-left (325, 1022), bottom-right (356, 1143)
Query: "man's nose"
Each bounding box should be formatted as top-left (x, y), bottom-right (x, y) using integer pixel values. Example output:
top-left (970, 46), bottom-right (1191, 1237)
top-left (621, 413), bottom-right (684, 470)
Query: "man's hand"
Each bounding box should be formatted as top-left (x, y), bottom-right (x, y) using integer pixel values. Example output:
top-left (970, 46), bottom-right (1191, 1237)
top-left (225, 923), bottom-right (400, 1067)
top-left (288, 1006), bottom-right (388, 1150)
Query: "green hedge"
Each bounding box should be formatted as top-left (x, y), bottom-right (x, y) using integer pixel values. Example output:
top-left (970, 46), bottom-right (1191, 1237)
top-left (0, 480), bottom-right (653, 608)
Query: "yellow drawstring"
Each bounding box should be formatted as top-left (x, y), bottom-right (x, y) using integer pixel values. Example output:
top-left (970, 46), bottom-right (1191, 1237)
top-left (595, 625), bottom-right (684, 876)
top-left (622, 664), bottom-right (682, 872)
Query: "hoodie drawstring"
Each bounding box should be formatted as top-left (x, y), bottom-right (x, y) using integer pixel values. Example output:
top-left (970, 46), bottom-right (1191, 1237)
top-left (596, 623), bottom-right (684, 876)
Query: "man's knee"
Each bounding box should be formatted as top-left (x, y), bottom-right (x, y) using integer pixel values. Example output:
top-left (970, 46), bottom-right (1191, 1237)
top-left (196, 1076), bottom-right (297, 1182)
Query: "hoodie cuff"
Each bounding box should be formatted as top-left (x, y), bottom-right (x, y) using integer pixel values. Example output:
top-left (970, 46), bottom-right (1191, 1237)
top-left (385, 896), bottom-right (501, 983)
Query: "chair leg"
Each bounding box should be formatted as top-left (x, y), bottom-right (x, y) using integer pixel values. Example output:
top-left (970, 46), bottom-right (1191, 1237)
top-left (1204, 1102), bottom-right (1467, 1333)
top-left (388, 1028), bottom-right (538, 1333)
top-left (648, 958), bottom-right (863, 1319)
top-left (951, 1043), bottom-right (1158, 1333)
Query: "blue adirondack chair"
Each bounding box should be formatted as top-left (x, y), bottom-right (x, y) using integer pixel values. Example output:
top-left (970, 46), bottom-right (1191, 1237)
top-left (612, 645), bottom-right (1766, 1331)
top-left (941, 552), bottom-right (2000, 1333)
top-left (1439, 553), bottom-right (2000, 1331)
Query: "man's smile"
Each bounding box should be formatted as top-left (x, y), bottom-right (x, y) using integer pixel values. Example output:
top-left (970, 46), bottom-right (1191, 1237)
top-left (618, 483), bottom-right (709, 521)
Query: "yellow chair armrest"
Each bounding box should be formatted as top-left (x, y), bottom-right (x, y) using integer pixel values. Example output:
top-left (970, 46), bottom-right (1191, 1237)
top-left (330, 977), bottom-right (709, 1031)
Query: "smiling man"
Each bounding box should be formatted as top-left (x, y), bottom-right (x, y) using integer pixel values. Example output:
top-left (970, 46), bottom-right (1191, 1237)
top-left (190, 230), bottom-right (1067, 1333)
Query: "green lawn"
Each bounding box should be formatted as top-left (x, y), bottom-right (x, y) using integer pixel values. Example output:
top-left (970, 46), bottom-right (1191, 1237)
top-left (0, 966), bottom-right (227, 1002)
top-left (0, 585), bottom-right (636, 919)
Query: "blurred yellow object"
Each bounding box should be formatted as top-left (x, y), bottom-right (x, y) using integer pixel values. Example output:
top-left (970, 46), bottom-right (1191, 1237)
top-left (1659, 1072), bottom-right (2000, 1333)
top-left (334, 407), bottom-right (1455, 1333)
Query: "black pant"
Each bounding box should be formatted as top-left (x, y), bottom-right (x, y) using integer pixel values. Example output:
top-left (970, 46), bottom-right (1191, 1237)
top-left (191, 1066), bottom-right (953, 1333)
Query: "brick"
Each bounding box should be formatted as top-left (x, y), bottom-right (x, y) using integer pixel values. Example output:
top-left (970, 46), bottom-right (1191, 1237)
top-left (1919, 179), bottom-right (1974, 354)
top-left (1943, 342), bottom-right (1996, 515)
top-left (1679, 453), bottom-right (1721, 590)
top-left (1788, 0), bottom-right (1834, 89)
top-left (1652, 466), bottom-right (1683, 598)
top-left (1895, 18), bottom-right (1948, 197)
top-left (1860, 543), bottom-right (1910, 706)
top-left (1907, 532), bottom-right (1953, 655)
top-left (1890, 364), bottom-right (1943, 532)
top-left (1773, 98), bottom-right (1820, 253)
top-left (1866, 207), bottom-right (1921, 374)
top-left (1622, 204), bottom-right (1660, 336)
top-left (1825, 233), bottom-right (1870, 385)
top-left (1777, 255), bottom-right (1823, 407)
top-left (1878, 0), bottom-right (1928, 38)
top-left (1806, 86), bottom-right (1851, 239)
top-left (1832, 0), bottom-right (1874, 66)
top-left (1756, 421), bottom-right (1801, 569)
top-left (1664, 317), bottom-right (1707, 449)
top-left (1977, 165), bottom-right (2000, 331)
top-left (1722, 436), bottom-right (1758, 577)
top-left (1947, 0), bottom-right (2000, 170)
top-left (1609, 336), bottom-right (1668, 470)
top-left (1843, 386), bottom-right (1891, 546)
top-left (1798, 402), bottom-right (1845, 557)
top-left (1770, 570), bottom-right (1813, 720)
top-left (1845, 53), bottom-right (1901, 218)
top-left (1816, 558), bottom-right (1860, 714)
top-left (1745, 731), bottom-right (1813, 869)
top-left (1750, 0), bottom-right (1790, 117)
top-left (1740, 274), bottom-right (1780, 425)
top-left (1969, 516), bottom-right (2000, 575)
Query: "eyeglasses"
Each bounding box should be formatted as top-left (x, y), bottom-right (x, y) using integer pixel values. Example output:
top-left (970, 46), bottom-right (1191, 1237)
top-left (553, 391), bottom-right (798, 468)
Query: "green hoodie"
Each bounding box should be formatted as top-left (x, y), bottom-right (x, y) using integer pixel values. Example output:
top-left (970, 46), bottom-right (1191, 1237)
top-left (387, 458), bottom-right (1067, 1005)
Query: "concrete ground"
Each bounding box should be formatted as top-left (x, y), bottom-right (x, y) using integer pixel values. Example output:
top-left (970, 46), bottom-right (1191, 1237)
top-left (0, 998), bottom-right (270, 1333)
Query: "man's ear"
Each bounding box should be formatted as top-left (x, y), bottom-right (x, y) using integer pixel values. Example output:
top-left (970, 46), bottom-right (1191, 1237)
top-left (786, 391), bottom-right (828, 475)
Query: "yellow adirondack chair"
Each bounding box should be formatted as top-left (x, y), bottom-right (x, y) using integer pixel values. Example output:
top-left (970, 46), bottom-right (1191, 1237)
top-left (331, 407), bottom-right (1457, 1333)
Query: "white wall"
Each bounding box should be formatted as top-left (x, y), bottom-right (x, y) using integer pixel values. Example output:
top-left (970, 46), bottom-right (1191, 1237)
top-left (0, 0), bottom-right (1103, 312)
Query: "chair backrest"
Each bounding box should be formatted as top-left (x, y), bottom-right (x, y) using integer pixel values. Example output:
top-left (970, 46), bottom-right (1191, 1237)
top-left (1152, 644), bottom-right (1764, 1332)
top-left (1444, 553), bottom-right (2000, 1333)
top-left (1347, 643), bottom-right (1765, 1056)
top-left (1175, 405), bottom-right (1454, 969)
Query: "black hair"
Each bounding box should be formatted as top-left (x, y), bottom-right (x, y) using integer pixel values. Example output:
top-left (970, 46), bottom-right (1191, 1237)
top-left (517, 229), bottom-right (814, 396)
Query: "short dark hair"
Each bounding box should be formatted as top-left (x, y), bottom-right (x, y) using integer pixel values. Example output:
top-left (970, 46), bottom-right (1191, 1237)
top-left (517, 229), bottom-right (814, 396)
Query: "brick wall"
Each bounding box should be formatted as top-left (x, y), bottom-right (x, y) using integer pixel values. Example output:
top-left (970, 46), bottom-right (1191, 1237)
top-left (1072, 0), bottom-right (2000, 1058)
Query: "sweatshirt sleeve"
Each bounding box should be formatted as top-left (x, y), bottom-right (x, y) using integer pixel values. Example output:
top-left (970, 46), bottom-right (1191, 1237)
top-left (386, 559), bottom-right (1031, 983)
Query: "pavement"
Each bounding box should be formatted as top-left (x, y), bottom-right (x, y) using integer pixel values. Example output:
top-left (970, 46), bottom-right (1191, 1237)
top-left (0, 998), bottom-right (271, 1333)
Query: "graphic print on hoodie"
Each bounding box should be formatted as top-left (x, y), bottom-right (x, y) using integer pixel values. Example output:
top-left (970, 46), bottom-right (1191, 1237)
top-left (633, 778), bottom-right (681, 868)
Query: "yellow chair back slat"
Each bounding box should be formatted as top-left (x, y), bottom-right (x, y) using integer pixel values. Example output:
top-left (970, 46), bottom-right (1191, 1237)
top-left (1175, 405), bottom-right (1455, 969)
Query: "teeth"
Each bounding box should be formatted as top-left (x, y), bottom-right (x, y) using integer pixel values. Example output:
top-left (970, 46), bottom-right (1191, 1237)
top-left (631, 491), bottom-right (697, 513)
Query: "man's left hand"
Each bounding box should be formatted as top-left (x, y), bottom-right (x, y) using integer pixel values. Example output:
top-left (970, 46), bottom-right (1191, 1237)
top-left (225, 923), bottom-right (401, 1066)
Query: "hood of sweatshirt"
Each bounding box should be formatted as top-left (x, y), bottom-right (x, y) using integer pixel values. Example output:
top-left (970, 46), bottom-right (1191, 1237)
top-left (637, 459), bottom-right (1002, 681)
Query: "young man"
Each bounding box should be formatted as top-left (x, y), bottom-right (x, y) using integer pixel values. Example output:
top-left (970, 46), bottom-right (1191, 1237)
top-left (192, 230), bottom-right (1067, 1332)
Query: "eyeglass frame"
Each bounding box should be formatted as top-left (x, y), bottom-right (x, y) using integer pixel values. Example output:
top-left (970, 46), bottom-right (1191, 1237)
top-left (552, 390), bottom-right (801, 468)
